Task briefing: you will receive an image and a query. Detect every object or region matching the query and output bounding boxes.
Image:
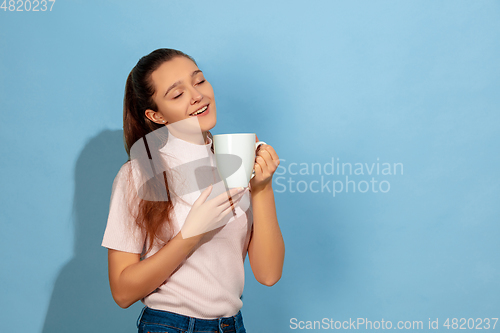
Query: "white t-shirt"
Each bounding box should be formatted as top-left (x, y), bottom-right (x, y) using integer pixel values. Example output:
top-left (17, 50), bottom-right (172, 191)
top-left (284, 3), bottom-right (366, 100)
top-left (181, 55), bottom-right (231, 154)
top-left (101, 131), bottom-right (253, 319)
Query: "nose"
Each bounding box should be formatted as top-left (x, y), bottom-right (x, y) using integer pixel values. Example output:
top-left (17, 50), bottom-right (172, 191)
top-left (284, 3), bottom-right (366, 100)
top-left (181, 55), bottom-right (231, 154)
top-left (190, 86), bottom-right (203, 104)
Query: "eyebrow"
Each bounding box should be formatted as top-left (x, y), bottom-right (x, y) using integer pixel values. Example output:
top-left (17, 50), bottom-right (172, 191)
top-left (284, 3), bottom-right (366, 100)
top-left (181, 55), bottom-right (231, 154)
top-left (164, 70), bottom-right (203, 97)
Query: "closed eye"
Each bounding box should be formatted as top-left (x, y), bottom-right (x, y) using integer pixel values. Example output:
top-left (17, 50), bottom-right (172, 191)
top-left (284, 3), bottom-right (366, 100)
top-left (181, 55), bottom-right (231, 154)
top-left (172, 79), bottom-right (204, 99)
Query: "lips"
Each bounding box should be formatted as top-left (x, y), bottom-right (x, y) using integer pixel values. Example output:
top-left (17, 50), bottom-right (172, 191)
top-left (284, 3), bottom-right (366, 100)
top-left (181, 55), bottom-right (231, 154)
top-left (189, 104), bottom-right (209, 116)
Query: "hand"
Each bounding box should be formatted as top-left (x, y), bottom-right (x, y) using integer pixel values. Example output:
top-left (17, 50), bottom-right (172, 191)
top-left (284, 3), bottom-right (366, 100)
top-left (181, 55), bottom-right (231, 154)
top-left (180, 185), bottom-right (247, 239)
top-left (250, 135), bottom-right (280, 192)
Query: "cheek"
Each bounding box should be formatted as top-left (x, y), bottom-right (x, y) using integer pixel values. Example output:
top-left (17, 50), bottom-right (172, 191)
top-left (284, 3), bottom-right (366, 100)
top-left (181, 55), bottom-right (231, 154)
top-left (203, 83), bottom-right (215, 98)
top-left (158, 103), bottom-right (185, 121)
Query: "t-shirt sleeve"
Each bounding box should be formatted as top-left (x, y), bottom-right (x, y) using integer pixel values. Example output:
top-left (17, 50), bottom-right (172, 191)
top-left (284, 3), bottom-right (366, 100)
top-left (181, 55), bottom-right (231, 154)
top-left (101, 162), bottom-right (145, 254)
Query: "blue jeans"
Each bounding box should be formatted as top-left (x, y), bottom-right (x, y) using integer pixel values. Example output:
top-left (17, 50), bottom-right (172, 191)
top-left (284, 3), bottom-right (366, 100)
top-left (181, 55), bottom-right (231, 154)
top-left (137, 307), bottom-right (247, 333)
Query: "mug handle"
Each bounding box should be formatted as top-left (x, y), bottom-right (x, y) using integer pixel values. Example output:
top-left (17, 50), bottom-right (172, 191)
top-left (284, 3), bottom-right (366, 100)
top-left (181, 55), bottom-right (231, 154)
top-left (251, 141), bottom-right (266, 179)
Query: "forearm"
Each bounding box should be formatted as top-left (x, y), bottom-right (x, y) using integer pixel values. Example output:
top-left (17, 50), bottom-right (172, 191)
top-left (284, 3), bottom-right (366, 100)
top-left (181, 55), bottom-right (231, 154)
top-left (109, 233), bottom-right (201, 308)
top-left (248, 183), bottom-right (285, 286)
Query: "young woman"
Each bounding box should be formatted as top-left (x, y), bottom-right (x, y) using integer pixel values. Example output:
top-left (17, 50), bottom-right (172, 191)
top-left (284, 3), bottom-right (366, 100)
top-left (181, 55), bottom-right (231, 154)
top-left (101, 48), bottom-right (285, 333)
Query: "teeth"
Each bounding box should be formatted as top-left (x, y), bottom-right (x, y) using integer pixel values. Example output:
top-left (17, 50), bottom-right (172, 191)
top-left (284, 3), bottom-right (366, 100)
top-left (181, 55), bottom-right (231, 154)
top-left (191, 106), bottom-right (207, 116)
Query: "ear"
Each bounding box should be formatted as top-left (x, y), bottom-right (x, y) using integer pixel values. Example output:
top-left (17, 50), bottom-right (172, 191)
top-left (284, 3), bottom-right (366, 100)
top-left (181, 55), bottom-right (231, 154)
top-left (145, 109), bottom-right (167, 124)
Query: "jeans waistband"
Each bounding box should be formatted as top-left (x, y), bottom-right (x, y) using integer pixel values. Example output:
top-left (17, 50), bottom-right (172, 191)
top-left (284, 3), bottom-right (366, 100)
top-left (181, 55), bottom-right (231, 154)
top-left (138, 306), bottom-right (244, 333)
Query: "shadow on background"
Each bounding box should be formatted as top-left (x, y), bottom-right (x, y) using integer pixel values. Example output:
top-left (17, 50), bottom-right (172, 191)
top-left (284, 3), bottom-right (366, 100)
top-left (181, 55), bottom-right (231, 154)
top-left (42, 129), bottom-right (143, 333)
top-left (40, 128), bottom-right (312, 332)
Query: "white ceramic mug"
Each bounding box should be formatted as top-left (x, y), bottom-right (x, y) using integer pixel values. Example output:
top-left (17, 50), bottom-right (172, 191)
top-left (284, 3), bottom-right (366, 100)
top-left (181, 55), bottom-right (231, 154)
top-left (213, 133), bottom-right (266, 188)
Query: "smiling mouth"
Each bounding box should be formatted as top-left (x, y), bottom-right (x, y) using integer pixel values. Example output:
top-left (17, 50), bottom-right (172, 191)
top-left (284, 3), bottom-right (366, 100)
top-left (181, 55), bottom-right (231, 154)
top-left (189, 105), bottom-right (208, 116)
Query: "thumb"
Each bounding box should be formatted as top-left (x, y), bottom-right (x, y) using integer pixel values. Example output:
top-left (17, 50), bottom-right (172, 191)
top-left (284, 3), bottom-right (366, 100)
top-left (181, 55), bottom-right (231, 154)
top-left (193, 184), bottom-right (213, 207)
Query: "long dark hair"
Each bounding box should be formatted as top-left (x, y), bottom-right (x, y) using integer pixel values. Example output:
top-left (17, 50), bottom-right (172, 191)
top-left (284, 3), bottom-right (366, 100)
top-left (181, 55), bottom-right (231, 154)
top-left (123, 48), bottom-right (197, 156)
top-left (122, 48), bottom-right (208, 255)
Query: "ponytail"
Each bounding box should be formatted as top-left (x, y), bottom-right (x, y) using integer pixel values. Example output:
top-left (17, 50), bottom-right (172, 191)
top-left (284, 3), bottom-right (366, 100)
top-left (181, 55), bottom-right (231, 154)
top-left (121, 48), bottom-right (198, 255)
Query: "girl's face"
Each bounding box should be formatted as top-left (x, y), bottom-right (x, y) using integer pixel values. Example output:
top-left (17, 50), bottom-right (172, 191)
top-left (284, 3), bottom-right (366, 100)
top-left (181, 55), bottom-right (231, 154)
top-left (146, 56), bottom-right (217, 133)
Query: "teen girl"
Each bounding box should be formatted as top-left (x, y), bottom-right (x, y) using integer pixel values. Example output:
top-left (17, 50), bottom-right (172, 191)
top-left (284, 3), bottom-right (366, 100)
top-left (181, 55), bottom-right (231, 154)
top-left (102, 48), bottom-right (285, 333)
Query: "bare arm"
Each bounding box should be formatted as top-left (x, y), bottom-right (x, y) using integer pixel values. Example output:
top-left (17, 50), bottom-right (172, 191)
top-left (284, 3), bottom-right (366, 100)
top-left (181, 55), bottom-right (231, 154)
top-left (247, 141), bottom-right (285, 286)
top-left (108, 233), bottom-right (201, 308)
top-left (248, 182), bottom-right (285, 286)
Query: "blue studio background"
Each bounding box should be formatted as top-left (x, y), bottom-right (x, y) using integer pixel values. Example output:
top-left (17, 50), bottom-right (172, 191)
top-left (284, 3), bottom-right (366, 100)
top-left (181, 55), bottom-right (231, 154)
top-left (1, 1), bottom-right (499, 332)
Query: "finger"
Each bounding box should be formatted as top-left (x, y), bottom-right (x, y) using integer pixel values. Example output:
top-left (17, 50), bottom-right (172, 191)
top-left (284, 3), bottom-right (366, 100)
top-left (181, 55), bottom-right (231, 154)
top-left (257, 147), bottom-right (273, 163)
top-left (254, 162), bottom-right (263, 176)
top-left (224, 189), bottom-right (246, 206)
top-left (257, 145), bottom-right (279, 165)
top-left (217, 190), bottom-right (246, 212)
top-left (259, 150), bottom-right (279, 173)
top-left (255, 155), bottom-right (269, 172)
top-left (218, 194), bottom-right (245, 217)
top-left (229, 186), bottom-right (247, 195)
top-left (220, 204), bottom-right (237, 219)
top-left (263, 145), bottom-right (279, 163)
top-left (212, 187), bottom-right (246, 206)
top-left (193, 184), bottom-right (213, 207)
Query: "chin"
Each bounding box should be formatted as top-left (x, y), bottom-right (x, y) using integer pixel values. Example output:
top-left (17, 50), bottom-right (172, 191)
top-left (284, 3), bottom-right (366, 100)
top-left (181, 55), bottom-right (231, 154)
top-left (202, 122), bottom-right (216, 133)
top-left (201, 114), bottom-right (217, 132)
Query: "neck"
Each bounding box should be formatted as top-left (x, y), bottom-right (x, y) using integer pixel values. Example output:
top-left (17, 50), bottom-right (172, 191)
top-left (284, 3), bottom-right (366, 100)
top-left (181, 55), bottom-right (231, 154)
top-left (169, 128), bottom-right (209, 145)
